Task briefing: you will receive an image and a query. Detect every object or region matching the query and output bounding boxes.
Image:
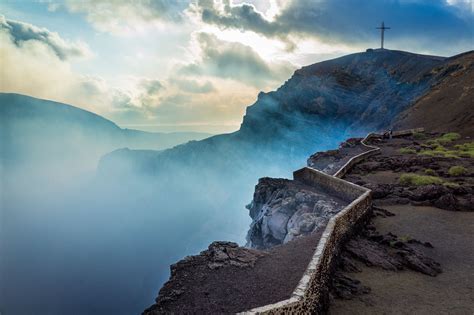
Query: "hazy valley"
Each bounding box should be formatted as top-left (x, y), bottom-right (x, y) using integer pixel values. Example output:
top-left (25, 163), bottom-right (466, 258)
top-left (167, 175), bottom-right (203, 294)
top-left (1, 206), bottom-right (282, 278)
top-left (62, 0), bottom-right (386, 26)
top-left (1, 49), bottom-right (473, 314)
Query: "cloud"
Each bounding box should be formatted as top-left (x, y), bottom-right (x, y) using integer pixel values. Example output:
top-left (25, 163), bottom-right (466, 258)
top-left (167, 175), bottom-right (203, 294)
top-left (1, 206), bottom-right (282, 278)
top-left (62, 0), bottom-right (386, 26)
top-left (0, 22), bottom-right (123, 116)
top-left (446, 0), bottom-right (473, 12)
top-left (196, 0), bottom-right (474, 54)
top-left (199, 0), bottom-right (279, 36)
top-left (141, 79), bottom-right (258, 126)
top-left (178, 32), bottom-right (295, 88)
top-left (141, 79), bottom-right (164, 95)
top-left (0, 15), bottom-right (295, 132)
top-left (0, 17), bottom-right (252, 130)
top-left (106, 72), bottom-right (253, 127)
top-left (0, 15), bottom-right (92, 60)
top-left (104, 76), bottom-right (259, 129)
top-left (169, 78), bottom-right (216, 94)
top-left (60, 0), bottom-right (192, 34)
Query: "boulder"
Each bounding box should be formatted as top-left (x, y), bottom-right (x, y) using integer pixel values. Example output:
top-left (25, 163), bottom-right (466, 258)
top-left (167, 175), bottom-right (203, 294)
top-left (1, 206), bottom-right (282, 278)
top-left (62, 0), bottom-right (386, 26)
top-left (433, 194), bottom-right (458, 211)
top-left (409, 185), bottom-right (450, 201)
top-left (246, 178), bottom-right (346, 249)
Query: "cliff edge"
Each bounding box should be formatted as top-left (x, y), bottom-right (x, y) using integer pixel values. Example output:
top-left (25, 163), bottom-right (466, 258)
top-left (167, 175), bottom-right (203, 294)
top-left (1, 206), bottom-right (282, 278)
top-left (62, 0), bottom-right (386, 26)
top-left (141, 50), bottom-right (474, 314)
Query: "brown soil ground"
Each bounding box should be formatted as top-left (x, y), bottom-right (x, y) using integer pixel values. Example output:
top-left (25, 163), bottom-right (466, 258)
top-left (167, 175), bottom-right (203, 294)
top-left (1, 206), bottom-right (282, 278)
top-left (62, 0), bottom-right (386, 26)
top-left (393, 51), bottom-right (474, 136)
top-left (145, 181), bottom-right (349, 314)
top-left (331, 205), bottom-right (474, 315)
top-left (330, 133), bottom-right (474, 314)
top-left (145, 230), bottom-right (323, 314)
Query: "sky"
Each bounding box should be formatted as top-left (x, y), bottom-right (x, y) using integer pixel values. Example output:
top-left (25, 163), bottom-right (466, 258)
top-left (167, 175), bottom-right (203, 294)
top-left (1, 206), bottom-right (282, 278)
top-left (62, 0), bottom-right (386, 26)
top-left (1, 0), bottom-right (473, 133)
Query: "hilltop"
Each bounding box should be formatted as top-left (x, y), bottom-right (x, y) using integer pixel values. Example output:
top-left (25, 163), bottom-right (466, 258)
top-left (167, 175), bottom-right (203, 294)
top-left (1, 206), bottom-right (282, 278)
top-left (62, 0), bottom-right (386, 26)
top-left (138, 49), bottom-right (474, 313)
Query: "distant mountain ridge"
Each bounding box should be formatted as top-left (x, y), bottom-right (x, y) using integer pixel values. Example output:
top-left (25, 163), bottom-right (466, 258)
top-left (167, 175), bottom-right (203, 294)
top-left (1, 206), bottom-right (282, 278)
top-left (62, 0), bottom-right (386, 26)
top-left (0, 93), bottom-right (211, 169)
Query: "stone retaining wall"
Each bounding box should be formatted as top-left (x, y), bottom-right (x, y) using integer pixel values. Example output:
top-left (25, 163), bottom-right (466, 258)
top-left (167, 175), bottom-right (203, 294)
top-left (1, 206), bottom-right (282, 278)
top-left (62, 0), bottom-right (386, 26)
top-left (294, 167), bottom-right (368, 201)
top-left (334, 128), bottom-right (424, 178)
top-left (241, 128), bottom-right (423, 314)
top-left (333, 132), bottom-right (381, 179)
top-left (242, 169), bottom-right (371, 314)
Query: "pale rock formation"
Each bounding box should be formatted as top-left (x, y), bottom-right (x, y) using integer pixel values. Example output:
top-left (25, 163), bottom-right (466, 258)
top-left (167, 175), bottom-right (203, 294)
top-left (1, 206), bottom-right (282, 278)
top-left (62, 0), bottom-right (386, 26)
top-left (246, 178), bottom-right (346, 249)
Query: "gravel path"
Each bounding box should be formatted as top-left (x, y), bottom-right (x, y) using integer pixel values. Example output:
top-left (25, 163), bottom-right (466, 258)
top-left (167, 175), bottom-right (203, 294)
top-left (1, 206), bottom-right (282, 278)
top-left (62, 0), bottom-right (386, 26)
top-left (145, 230), bottom-right (324, 314)
top-left (330, 205), bottom-right (474, 315)
top-left (308, 141), bottom-right (373, 175)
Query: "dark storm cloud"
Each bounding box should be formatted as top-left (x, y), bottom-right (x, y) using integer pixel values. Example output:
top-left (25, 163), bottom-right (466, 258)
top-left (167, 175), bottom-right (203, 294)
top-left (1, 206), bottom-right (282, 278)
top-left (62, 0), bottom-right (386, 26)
top-left (197, 0), bottom-right (474, 51)
top-left (179, 32), bottom-right (294, 87)
top-left (199, 0), bottom-right (281, 37)
top-left (0, 16), bottom-right (91, 60)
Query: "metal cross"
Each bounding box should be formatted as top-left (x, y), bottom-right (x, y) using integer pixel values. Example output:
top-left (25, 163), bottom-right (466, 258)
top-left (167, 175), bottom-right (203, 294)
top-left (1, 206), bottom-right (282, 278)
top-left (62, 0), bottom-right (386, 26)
top-left (376, 22), bottom-right (391, 49)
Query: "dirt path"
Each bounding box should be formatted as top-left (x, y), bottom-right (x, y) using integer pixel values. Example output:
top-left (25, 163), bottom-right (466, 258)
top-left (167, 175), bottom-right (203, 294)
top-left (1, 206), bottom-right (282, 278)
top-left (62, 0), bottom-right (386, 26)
top-left (145, 230), bottom-right (324, 314)
top-left (331, 205), bottom-right (474, 315)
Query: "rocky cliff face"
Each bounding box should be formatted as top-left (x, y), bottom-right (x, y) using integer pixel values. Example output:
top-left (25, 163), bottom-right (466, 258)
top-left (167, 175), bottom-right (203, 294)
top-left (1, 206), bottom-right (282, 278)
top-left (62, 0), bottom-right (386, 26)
top-left (246, 178), bottom-right (347, 249)
top-left (99, 49), bottom-right (454, 180)
top-left (245, 136), bottom-right (374, 249)
top-left (244, 51), bottom-right (474, 248)
top-left (239, 49), bottom-right (445, 139)
top-left (139, 50), bottom-right (474, 314)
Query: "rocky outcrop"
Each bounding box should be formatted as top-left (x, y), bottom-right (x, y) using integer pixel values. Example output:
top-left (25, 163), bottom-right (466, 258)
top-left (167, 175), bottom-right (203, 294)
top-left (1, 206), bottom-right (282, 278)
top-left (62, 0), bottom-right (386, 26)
top-left (330, 209), bottom-right (442, 303)
top-left (144, 231), bottom-right (325, 314)
top-left (246, 178), bottom-right (347, 249)
top-left (349, 152), bottom-right (474, 211)
top-left (334, 206), bottom-right (441, 278)
top-left (202, 241), bottom-right (265, 270)
top-left (144, 242), bottom-right (267, 314)
top-left (344, 234), bottom-right (441, 276)
top-left (331, 272), bottom-right (371, 300)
